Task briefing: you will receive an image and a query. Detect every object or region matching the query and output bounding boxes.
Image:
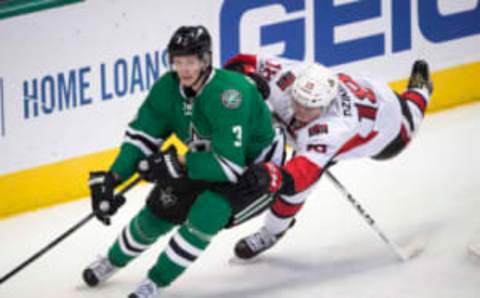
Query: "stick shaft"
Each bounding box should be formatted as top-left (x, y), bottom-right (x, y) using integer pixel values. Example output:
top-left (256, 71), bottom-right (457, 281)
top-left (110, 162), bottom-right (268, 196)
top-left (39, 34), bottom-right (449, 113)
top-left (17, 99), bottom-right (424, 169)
top-left (0, 176), bottom-right (142, 284)
top-left (0, 213), bottom-right (94, 284)
top-left (325, 170), bottom-right (408, 261)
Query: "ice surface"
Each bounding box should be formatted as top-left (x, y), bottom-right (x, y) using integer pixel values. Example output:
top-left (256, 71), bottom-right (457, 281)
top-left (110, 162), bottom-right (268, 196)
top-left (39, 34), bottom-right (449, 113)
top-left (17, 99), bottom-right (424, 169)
top-left (1, 103), bottom-right (479, 298)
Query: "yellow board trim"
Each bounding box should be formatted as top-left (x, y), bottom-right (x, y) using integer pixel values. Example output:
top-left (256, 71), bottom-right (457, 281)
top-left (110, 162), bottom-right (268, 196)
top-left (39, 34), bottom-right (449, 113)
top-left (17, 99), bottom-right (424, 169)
top-left (1, 61), bottom-right (479, 218)
top-left (0, 148), bottom-right (118, 218)
top-left (0, 136), bottom-right (187, 219)
top-left (389, 61), bottom-right (480, 112)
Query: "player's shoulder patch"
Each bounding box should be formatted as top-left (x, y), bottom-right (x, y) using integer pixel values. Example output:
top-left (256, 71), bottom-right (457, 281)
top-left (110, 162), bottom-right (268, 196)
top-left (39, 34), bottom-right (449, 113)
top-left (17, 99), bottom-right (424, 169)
top-left (276, 71), bottom-right (296, 91)
top-left (308, 123), bottom-right (329, 137)
top-left (221, 89), bottom-right (242, 109)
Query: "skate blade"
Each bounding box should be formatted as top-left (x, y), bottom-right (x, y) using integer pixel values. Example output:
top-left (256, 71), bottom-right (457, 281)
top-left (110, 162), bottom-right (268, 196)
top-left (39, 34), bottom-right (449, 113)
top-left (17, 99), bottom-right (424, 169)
top-left (228, 256), bottom-right (261, 265)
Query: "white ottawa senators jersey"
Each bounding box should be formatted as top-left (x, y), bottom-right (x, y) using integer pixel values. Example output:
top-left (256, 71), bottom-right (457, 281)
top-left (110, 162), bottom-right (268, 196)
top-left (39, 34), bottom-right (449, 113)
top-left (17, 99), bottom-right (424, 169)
top-left (252, 54), bottom-right (403, 192)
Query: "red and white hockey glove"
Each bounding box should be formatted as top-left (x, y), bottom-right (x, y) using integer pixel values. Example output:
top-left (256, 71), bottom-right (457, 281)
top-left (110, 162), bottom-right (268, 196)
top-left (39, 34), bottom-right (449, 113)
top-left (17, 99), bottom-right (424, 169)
top-left (224, 56), bottom-right (270, 100)
top-left (235, 162), bottom-right (294, 199)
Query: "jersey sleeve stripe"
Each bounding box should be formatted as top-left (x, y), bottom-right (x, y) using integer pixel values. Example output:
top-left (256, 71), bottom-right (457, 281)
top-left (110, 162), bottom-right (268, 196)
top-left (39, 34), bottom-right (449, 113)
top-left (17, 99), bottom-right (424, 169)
top-left (125, 132), bottom-right (158, 153)
top-left (214, 154), bottom-right (245, 183)
top-left (124, 138), bottom-right (154, 156)
top-left (126, 126), bottom-right (163, 145)
top-left (123, 127), bottom-right (163, 156)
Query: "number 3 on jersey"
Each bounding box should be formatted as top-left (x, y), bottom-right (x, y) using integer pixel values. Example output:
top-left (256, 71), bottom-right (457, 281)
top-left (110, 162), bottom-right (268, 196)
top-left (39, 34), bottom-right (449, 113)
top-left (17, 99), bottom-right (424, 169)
top-left (338, 73), bottom-right (378, 122)
top-left (233, 125), bottom-right (242, 147)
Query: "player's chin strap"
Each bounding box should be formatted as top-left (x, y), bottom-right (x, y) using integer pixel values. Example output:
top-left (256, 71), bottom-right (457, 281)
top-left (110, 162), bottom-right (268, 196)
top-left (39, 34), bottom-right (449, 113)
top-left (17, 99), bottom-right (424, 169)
top-left (193, 64), bottom-right (212, 89)
top-left (182, 65), bottom-right (212, 98)
top-left (188, 52), bottom-right (212, 91)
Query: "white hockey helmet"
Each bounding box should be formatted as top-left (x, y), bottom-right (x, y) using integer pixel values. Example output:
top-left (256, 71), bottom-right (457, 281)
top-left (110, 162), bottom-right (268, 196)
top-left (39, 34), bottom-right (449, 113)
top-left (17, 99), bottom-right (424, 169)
top-left (291, 63), bottom-right (338, 110)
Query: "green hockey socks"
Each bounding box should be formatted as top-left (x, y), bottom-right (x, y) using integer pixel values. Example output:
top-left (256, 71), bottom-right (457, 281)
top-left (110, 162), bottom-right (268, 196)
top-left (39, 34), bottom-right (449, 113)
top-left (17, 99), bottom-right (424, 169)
top-left (148, 191), bottom-right (232, 287)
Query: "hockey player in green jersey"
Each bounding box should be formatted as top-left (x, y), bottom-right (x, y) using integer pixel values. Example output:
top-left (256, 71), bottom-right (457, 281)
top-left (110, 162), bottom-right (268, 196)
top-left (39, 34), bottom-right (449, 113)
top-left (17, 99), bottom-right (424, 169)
top-left (82, 26), bottom-right (286, 297)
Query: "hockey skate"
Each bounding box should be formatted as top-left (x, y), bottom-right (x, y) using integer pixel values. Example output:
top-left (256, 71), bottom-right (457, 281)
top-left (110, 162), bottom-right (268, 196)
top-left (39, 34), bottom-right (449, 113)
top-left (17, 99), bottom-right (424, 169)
top-left (128, 278), bottom-right (162, 298)
top-left (234, 220), bottom-right (295, 259)
top-left (82, 255), bottom-right (119, 287)
top-left (408, 60), bottom-right (433, 95)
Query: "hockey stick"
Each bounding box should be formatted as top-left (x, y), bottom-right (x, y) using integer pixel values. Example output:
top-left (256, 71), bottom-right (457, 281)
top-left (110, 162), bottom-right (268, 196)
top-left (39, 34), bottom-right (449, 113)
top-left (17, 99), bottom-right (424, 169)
top-left (325, 170), bottom-right (426, 261)
top-left (0, 176), bottom-right (142, 285)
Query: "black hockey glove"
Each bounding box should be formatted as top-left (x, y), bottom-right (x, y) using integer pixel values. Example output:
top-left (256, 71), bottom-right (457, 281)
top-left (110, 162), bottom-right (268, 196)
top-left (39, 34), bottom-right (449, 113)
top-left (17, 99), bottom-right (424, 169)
top-left (247, 72), bottom-right (270, 100)
top-left (137, 147), bottom-right (185, 183)
top-left (234, 162), bottom-right (295, 199)
top-left (88, 171), bottom-right (124, 225)
top-left (224, 61), bottom-right (270, 100)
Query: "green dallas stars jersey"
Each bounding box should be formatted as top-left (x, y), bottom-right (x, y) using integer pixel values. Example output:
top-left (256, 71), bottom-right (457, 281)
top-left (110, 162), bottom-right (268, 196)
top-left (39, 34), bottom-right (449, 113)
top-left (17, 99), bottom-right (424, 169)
top-left (110, 69), bottom-right (274, 183)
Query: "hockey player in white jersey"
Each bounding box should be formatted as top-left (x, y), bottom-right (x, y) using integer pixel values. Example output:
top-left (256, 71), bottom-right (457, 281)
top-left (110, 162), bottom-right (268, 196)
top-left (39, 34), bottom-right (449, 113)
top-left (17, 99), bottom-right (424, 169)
top-left (224, 54), bottom-right (433, 259)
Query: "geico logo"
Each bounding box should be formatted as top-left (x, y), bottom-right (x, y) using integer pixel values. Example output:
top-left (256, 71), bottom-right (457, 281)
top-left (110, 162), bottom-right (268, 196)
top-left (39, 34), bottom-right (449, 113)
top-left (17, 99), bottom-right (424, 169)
top-left (220, 0), bottom-right (480, 66)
